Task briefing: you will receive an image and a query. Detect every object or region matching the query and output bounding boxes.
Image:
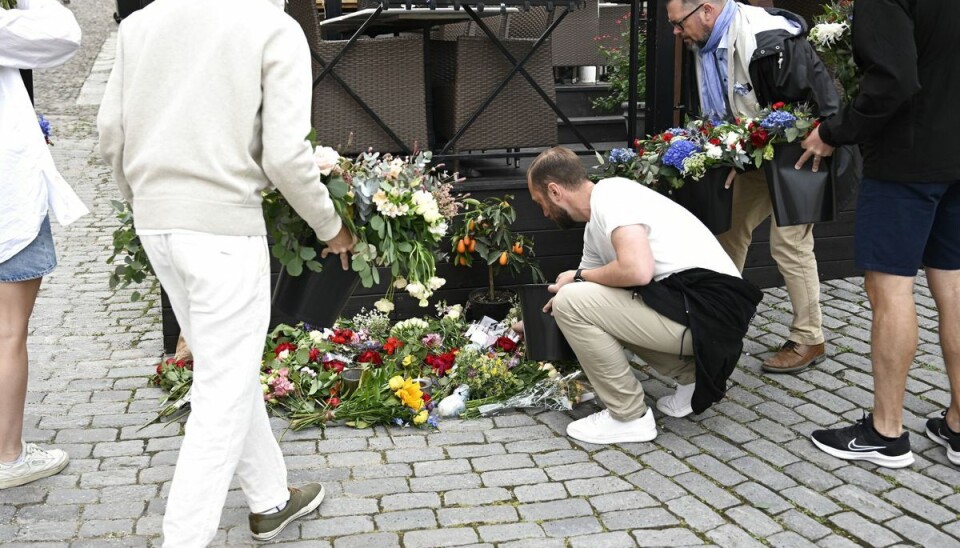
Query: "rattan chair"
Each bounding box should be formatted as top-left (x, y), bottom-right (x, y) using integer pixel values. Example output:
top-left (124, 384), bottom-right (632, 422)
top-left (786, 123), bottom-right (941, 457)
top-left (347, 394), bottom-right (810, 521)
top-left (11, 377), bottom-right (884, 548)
top-left (550, 0), bottom-right (602, 67)
top-left (430, 8), bottom-right (558, 154)
top-left (287, 0), bottom-right (429, 155)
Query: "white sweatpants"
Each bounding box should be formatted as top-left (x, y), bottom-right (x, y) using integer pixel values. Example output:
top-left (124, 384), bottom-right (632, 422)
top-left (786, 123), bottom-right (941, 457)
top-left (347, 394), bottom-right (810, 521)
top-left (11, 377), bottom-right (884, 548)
top-left (141, 233), bottom-right (288, 548)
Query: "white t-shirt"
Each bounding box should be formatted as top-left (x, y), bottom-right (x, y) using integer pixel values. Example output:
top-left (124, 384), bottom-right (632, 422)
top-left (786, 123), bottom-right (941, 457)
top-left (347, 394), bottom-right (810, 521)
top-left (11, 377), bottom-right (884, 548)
top-left (580, 177), bottom-right (741, 281)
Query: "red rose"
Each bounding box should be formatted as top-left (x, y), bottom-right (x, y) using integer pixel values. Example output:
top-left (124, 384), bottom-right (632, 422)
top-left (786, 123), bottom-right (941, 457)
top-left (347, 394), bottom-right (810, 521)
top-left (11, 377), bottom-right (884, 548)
top-left (423, 393), bottom-right (431, 403)
top-left (327, 397), bottom-right (340, 407)
top-left (324, 360), bottom-right (346, 373)
top-left (749, 129), bottom-right (770, 149)
top-left (495, 337), bottom-right (517, 353)
top-left (633, 138), bottom-right (641, 149)
top-left (329, 328), bottom-right (355, 345)
top-left (426, 351), bottom-right (456, 376)
top-left (175, 360), bottom-right (186, 369)
top-left (274, 342), bottom-right (297, 357)
top-left (309, 348), bottom-right (321, 362)
top-left (156, 363), bottom-right (163, 376)
top-left (383, 337), bottom-right (404, 355)
top-left (772, 101), bottom-right (786, 110)
top-left (357, 350), bottom-right (383, 366)
top-left (663, 132), bottom-right (673, 142)
top-left (709, 138), bottom-right (721, 146)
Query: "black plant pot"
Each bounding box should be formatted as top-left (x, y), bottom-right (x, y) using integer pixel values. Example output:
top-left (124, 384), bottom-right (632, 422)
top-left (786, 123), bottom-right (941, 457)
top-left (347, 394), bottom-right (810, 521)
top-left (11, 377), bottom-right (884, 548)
top-left (671, 167), bottom-right (734, 234)
top-left (272, 251), bottom-right (360, 329)
top-left (763, 142), bottom-right (835, 227)
top-left (517, 284), bottom-right (577, 362)
top-left (466, 288), bottom-right (514, 323)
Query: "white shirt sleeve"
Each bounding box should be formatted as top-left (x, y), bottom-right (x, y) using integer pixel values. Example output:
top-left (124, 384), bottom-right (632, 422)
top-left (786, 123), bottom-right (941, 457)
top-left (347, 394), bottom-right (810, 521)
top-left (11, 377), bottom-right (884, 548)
top-left (0, 0), bottom-right (81, 70)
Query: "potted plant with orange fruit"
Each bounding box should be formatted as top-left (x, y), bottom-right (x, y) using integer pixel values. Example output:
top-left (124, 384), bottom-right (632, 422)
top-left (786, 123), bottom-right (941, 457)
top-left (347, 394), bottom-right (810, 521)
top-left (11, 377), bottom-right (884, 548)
top-left (450, 195), bottom-right (545, 321)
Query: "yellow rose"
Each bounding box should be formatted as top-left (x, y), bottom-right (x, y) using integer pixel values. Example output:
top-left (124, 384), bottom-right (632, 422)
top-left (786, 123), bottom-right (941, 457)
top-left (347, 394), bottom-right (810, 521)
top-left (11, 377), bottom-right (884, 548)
top-left (413, 410), bottom-right (429, 425)
top-left (388, 376), bottom-right (404, 391)
top-left (402, 355), bottom-right (415, 366)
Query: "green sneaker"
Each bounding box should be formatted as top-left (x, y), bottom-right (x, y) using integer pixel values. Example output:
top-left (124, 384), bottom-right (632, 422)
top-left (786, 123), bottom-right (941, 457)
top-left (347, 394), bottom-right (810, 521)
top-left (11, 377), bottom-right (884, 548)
top-left (248, 483), bottom-right (325, 541)
top-left (0, 443), bottom-right (69, 490)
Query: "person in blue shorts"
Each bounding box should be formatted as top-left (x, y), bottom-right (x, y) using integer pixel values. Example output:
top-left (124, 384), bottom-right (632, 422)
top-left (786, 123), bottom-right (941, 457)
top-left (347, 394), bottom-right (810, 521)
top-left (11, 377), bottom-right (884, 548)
top-left (799, 0), bottom-right (960, 469)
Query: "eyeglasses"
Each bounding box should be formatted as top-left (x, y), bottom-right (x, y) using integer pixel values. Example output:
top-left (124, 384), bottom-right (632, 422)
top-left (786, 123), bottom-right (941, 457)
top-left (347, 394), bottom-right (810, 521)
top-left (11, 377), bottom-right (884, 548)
top-left (671, 3), bottom-right (705, 31)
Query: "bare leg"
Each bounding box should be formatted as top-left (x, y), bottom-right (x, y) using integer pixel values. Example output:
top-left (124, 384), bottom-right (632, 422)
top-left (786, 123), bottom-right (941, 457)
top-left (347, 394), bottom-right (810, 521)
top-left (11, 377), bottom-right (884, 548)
top-left (0, 278), bottom-right (42, 462)
top-left (926, 267), bottom-right (960, 432)
top-left (865, 271), bottom-right (917, 438)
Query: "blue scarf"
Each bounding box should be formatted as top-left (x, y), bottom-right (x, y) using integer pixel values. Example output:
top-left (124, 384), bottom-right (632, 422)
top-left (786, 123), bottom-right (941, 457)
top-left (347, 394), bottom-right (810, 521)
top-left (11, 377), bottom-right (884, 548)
top-left (699, 0), bottom-right (737, 119)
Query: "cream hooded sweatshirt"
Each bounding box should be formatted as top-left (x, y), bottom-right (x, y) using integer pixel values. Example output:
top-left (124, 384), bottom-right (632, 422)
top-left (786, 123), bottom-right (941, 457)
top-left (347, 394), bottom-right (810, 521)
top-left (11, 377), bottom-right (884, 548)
top-left (98, 0), bottom-right (342, 241)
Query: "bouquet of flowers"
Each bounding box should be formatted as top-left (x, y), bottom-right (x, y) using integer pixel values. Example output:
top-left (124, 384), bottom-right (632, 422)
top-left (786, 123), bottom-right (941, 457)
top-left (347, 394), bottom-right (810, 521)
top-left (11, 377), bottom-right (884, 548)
top-left (743, 102), bottom-right (818, 167)
top-left (38, 114), bottom-right (53, 145)
top-left (262, 139), bottom-right (464, 311)
top-left (808, 0), bottom-right (857, 102)
top-left (475, 369), bottom-right (588, 416)
top-left (149, 357), bottom-right (194, 423)
top-left (608, 117), bottom-right (752, 190)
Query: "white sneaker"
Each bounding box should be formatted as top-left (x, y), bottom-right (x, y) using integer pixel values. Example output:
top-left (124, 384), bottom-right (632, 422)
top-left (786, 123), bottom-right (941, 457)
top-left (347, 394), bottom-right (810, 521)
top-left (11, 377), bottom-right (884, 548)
top-left (566, 408), bottom-right (657, 444)
top-left (656, 382), bottom-right (696, 418)
top-left (0, 443), bottom-right (69, 489)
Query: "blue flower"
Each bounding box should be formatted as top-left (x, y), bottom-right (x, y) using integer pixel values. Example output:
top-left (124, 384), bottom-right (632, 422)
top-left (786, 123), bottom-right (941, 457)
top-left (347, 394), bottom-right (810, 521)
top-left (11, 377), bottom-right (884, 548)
top-left (37, 114), bottom-right (51, 138)
top-left (760, 110), bottom-right (797, 130)
top-left (662, 140), bottom-right (701, 172)
top-left (427, 415), bottom-right (439, 428)
top-left (665, 127), bottom-right (689, 138)
top-left (608, 148), bottom-right (636, 164)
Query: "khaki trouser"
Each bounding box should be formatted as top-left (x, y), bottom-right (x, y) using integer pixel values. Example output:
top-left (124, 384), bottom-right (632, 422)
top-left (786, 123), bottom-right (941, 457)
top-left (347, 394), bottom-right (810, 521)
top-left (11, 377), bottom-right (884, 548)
top-left (716, 169), bottom-right (824, 345)
top-left (552, 282), bottom-right (695, 421)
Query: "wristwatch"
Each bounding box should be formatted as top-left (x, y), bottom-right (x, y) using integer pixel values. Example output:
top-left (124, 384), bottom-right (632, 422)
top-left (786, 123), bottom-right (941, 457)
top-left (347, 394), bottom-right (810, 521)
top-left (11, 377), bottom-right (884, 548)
top-left (574, 269), bottom-right (585, 282)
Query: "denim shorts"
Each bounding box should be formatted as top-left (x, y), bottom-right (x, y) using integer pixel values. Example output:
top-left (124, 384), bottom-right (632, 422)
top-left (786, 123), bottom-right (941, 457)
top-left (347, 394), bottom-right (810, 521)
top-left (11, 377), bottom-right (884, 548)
top-left (0, 216), bottom-right (58, 283)
top-left (855, 178), bottom-right (960, 276)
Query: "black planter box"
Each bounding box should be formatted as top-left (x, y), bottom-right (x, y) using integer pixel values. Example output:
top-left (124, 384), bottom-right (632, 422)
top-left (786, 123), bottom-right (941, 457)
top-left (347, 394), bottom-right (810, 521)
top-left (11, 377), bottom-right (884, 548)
top-left (671, 167), bottom-right (734, 234)
top-left (763, 142), bottom-right (835, 227)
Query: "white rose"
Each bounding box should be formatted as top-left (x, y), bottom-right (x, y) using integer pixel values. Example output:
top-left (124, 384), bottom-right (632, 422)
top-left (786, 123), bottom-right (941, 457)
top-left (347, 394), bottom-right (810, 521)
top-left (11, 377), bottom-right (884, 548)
top-left (419, 299), bottom-right (430, 307)
top-left (277, 349), bottom-right (290, 361)
top-left (314, 146), bottom-right (340, 176)
top-left (427, 277), bottom-right (445, 291)
top-left (723, 131), bottom-right (741, 146)
top-left (393, 277), bottom-right (408, 289)
top-left (406, 282), bottom-right (425, 299)
top-left (308, 330), bottom-right (325, 344)
top-left (705, 144), bottom-right (723, 160)
top-left (374, 298), bottom-right (395, 313)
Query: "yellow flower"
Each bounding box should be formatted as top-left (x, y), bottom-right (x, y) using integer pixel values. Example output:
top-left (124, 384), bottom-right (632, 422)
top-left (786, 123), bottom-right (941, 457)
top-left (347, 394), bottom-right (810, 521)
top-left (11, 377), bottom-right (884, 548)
top-left (413, 410), bottom-right (428, 425)
top-left (402, 355), bottom-right (415, 366)
top-left (388, 375), bottom-right (404, 391)
top-left (394, 378), bottom-right (424, 410)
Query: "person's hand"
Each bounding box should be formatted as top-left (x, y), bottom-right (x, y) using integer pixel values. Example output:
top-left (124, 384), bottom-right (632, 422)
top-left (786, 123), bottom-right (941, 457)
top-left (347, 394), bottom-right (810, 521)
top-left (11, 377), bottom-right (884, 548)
top-left (320, 225), bottom-right (357, 271)
top-left (511, 321), bottom-right (524, 338)
top-left (796, 125), bottom-right (835, 172)
top-left (548, 270), bottom-right (576, 294)
top-left (542, 297), bottom-right (555, 315)
top-left (724, 167), bottom-right (737, 189)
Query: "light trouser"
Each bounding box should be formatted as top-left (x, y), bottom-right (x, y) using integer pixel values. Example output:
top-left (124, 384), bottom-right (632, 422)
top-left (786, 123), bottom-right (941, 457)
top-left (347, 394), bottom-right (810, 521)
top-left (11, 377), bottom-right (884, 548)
top-left (552, 282), bottom-right (695, 421)
top-left (715, 169), bottom-right (824, 346)
top-left (141, 233), bottom-right (289, 548)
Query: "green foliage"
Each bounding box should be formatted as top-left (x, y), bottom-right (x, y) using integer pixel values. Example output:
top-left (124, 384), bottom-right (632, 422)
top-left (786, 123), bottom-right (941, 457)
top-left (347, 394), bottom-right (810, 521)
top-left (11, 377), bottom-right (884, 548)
top-left (450, 195), bottom-right (545, 301)
top-left (106, 200), bottom-right (155, 302)
top-left (593, 14), bottom-right (646, 113)
top-left (809, 0), bottom-right (859, 102)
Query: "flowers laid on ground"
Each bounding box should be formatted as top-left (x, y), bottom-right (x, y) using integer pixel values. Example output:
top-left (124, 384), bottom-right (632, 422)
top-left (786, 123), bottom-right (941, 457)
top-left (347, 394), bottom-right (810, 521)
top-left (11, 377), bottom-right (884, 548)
top-left (264, 141), bottom-right (463, 310)
top-left (808, 0), bottom-right (857, 102)
top-left (150, 302), bottom-right (587, 431)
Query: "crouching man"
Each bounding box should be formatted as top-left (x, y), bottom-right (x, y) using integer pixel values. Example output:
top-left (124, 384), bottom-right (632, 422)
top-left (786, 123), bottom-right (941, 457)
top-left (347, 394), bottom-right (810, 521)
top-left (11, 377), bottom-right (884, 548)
top-left (528, 147), bottom-right (762, 444)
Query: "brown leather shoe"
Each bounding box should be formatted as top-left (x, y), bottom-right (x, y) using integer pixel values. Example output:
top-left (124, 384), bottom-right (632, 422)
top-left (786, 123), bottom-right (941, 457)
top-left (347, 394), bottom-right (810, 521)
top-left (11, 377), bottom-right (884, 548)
top-left (762, 341), bottom-right (825, 373)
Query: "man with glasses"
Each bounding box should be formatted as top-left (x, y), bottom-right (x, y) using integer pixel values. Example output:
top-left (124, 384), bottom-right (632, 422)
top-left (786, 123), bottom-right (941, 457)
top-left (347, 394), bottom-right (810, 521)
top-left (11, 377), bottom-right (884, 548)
top-left (664, 0), bottom-right (839, 375)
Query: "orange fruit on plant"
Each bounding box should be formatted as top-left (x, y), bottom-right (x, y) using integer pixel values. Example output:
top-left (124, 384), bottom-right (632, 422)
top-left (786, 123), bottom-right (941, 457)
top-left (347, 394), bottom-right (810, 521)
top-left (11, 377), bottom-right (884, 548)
top-left (468, 220), bottom-right (476, 232)
top-left (513, 242), bottom-right (523, 254)
top-left (462, 235), bottom-right (471, 246)
top-left (468, 239), bottom-right (476, 253)
top-left (456, 240), bottom-right (466, 253)
top-left (458, 256), bottom-right (468, 266)
top-left (499, 252), bottom-right (509, 266)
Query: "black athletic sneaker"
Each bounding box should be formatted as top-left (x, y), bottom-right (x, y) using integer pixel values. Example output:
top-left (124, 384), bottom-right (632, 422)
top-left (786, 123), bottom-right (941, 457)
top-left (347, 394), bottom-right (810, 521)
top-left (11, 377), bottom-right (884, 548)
top-left (926, 410), bottom-right (960, 466)
top-left (811, 413), bottom-right (914, 468)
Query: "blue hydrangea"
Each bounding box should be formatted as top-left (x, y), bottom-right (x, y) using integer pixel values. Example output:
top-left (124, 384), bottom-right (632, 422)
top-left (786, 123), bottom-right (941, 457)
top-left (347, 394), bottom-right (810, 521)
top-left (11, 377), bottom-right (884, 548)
top-left (608, 148), bottom-right (636, 164)
top-left (662, 140), bottom-right (701, 172)
top-left (760, 110), bottom-right (797, 130)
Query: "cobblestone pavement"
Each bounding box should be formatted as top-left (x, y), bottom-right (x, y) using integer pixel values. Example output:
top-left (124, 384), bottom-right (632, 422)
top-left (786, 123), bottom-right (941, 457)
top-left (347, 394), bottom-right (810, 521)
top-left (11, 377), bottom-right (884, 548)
top-left (3, 2), bottom-right (959, 547)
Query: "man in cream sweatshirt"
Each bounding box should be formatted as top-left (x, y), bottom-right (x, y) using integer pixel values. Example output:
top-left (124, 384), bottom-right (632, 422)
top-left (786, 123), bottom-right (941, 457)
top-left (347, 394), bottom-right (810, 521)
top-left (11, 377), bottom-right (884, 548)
top-left (98, 0), bottom-right (354, 545)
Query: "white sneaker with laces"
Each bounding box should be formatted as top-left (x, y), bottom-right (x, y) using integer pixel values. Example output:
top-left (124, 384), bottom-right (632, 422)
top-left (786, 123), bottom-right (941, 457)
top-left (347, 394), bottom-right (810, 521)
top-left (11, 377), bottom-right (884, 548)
top-left (656, 382), bottom-right (696, 418)
top-left (0, 443), bottom-right (69, 489)
top-left (566, 408), bottom-right (657, 445)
